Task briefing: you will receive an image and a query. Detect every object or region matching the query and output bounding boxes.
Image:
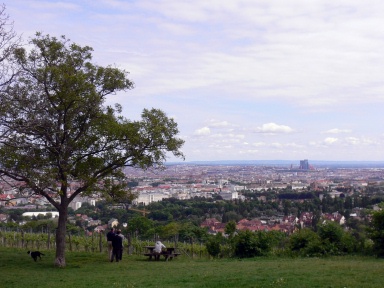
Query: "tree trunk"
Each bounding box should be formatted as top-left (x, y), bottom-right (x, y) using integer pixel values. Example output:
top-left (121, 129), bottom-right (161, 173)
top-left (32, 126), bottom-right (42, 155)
top-left (55, 205), bottom-right (68, 267)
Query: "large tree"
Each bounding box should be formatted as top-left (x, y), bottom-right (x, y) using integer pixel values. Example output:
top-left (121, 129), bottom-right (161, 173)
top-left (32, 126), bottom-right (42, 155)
top-left (0, 4), bottom-right (20, 89)
top-left (0, 33), bottom-right (184, 267)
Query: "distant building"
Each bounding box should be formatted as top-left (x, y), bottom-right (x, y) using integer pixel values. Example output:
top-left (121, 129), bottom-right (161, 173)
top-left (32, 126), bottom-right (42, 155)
top-left (220, 191), bottom-right (239, 200)
top-left (22, 211), bottom-right (59, 218)
top-left (68, 196), bottom-right (96, 211)
top-left (108, 218), bottom-right (119, 228)
top-left (299, 159), bottom-right (309, 170)
top-left (133, 191), bottom-right (169, 205)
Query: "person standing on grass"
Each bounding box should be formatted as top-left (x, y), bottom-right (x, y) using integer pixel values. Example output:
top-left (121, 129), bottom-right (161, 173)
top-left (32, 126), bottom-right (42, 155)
top-left (111, 230), bottom-right (123, 262)
top-left (154, 240), bottom-right (166, 261)
top-left (117, 229), bottom-right (124, 261)
top-left (106, 228), bottom-right (115, 261)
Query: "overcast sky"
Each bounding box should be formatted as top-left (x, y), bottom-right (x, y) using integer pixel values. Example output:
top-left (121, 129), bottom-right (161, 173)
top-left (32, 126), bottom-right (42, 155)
top-left (6, 0), bottom-right (384, 162)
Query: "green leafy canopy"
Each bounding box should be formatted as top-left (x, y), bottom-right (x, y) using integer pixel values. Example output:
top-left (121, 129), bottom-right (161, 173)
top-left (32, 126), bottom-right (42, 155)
top-left (0, 33), bottom-right (184, 204)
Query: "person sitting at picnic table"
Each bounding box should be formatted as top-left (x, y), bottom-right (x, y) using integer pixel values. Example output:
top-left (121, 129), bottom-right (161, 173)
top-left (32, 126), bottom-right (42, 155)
top-left (153, 240), bottom-right (166, 260)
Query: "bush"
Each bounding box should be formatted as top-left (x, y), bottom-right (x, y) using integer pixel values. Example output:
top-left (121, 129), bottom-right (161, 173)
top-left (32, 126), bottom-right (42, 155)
top-left (318, 221), bottom-right (357, 255)
top-left (289, 228), bottom-right (323, 257)
top-left (288, 222), bottom-right (358, 257)
top-left (205, 237), bottom-right (221, 258)
top-left (368, 210), bottom-right (384, 257)
top-left (233, 230), bottom-right (270, 258)
top-left (317, 221), bottom-right (343, 244)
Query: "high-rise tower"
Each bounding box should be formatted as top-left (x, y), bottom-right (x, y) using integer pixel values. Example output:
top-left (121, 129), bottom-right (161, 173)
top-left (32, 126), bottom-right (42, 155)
top-left (299, 159), bottom-right (309, 170)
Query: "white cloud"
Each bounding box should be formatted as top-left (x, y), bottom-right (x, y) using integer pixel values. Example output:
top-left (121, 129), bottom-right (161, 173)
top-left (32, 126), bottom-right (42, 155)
top-left (323, 128), bottom-right (352, 134)
top-left (344, 137), bottom-right (360, 145)
top-left (324, 137), bottom-right (339, 145)
top-left (194, 127), bottom-right (210, 136)
top-left (207, 119), bottom-right (231, 128)
top-left (256, 123), bottom-right (294, 134)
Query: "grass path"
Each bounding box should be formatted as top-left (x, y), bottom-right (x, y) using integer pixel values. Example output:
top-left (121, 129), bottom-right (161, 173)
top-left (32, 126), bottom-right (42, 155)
top-left (1, 247), bottom-right (384, 287)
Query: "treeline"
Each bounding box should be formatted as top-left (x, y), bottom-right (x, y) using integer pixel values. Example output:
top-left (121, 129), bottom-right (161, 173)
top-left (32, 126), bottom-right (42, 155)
top-left (142, 192), bottom-right (383, 224)
top-left (2, 209), bottom-right (384, 259)
top-left (2, 188), bottom-right (384, 258)
top-left (2, 190), bottom-right (383, 238)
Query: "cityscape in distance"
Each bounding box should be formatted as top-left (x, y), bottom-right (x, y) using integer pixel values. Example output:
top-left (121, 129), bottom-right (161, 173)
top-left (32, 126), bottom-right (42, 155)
top-left (167, 159), bottom-right (384, 168)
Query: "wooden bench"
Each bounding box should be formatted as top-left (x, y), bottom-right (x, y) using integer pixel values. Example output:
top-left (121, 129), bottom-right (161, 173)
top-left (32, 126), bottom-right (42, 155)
top-left (161, 251), bottom-right (181, 261)
top-left (143, 250), bottom-right (181, 261)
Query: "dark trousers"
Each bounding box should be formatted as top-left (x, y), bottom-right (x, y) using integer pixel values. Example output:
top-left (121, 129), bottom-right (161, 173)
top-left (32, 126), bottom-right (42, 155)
top-left (154, 252), bottom-right (161, 261)
top-left (111, 248), bottom-right (122, 262)
top-left (119, 248), bottom-right (123, 260)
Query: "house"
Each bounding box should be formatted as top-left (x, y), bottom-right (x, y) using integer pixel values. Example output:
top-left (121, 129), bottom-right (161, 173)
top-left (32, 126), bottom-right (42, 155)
top-left (282, 215), bottom-right (299, 225)
top-left (200, 218), bottom-right (226, 234)
top-left (0, 194), bottom-right (15, 206)
top-left (299, 212), bottom-right (314, 228)
top-left (322, 212), bottom-right (345, 225)
top-left (108, 218), bottom-right (119, 228)
top-left (236, 218), bottom-right (268, 232)
top-left (94, 224), bottom-right (108, 233)
top-left (0, 213), bottom-right (8, 223)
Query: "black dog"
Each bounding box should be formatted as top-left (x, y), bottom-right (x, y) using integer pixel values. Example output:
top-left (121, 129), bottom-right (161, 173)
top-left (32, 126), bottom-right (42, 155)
top-left (27, 251), bottom-right (45, 261)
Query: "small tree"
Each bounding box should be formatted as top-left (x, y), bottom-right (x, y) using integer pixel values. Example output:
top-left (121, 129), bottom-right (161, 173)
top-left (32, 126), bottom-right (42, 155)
top-left (318, 221), bottom-right (356, 255)
top-left (233, 230), bottom-right (270, 258)
top-left (0, 34), bottom-right (184, 267)
top-left (368, 210), bottom-right (384, 257)
top-left (127, 216), bottom-right (155, 239)
top-left (289, 228), bottom-right (322, 256)
top-left (205, 233), bottom-right (223, 258)
top-left (224, 220), bottom-right (236, 238)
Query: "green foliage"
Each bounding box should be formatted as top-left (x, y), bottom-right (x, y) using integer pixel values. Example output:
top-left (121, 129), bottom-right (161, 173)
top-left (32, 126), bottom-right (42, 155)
top-left (317, 221), bottom-right (344, 243)
top-left (157, 222), bottom-right (181, 240)
top-left (288, 222), bottom-right (358, 257)
top-left (224, 220), bottom-right (236, 237)
top-left (21, 218), bottom-right (57, 232)
top-left (368, 210), bottom-right (384, 257)
top-left (127, 216), bottom-right (154, 239)
top-left (289, 228), bottom-right (323, 257)
top-left (205, 235), bottom-right (222, 258)
top-left (178, 222), bottom-right (208, 242)
top-left (317, 221), bottom-right (357, 255)
top-left (233, 230), bottom-right (271, 258)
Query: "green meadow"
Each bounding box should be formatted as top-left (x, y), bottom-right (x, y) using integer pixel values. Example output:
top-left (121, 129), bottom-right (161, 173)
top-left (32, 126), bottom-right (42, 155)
top-left (1, 247), bottom-right (384, 288)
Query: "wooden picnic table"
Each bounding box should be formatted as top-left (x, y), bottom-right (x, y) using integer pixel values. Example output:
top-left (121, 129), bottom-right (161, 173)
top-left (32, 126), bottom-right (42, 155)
top-left (143, 246), bottom-right (181, 261)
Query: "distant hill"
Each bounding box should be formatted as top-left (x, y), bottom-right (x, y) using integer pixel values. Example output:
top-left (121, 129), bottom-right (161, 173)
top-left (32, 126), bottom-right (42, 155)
top-left (167, 160), bottom-right (384, 168)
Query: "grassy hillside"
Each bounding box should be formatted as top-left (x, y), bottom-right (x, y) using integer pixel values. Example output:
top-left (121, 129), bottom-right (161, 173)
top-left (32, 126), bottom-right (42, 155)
top-left (2, 247), bottom-right (384, 288)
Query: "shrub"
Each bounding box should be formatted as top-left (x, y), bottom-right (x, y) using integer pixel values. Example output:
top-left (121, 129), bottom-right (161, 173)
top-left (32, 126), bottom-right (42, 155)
top-left (233, 230), bottom-right (270, 258)
top-left (205, 237), bottom-right (221, 258)
top-left (367, 210), bottom-right (384, 257)
top-left (289, 228), bottom-right (323, 257)
top-left (318, 221), bottom-right (358, 255)
top-left (317, 221), bottom-right (343, 244)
